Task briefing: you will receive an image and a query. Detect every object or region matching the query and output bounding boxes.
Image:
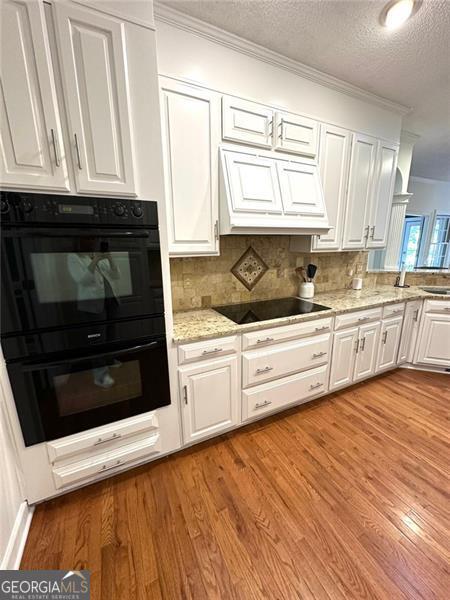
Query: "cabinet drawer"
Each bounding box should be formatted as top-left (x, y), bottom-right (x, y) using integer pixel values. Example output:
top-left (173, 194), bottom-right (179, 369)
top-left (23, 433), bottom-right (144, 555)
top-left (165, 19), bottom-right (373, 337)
top-left (334, 307), bottom-right (382, 331)
top-left (242, 317), bottom-right (333, 350)
top-left (382, 303), bottom-right (405, 319)
top-left (242, 364), bottom-right (328, 422)
top-left (52, 433), bottom-right (161, 489)
top-left (242, 333), bottom-right (330, 388)
top-left (178, 335), bottom-right (239, 364)
top-left (424, 299), bottom-right (450, 314)
top-left (47, 413), bottom-right (159, 464)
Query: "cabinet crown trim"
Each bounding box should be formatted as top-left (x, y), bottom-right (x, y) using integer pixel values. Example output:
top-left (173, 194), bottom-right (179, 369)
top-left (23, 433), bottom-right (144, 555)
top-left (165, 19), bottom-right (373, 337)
top-left (154, 3), bottom-right (410, 116)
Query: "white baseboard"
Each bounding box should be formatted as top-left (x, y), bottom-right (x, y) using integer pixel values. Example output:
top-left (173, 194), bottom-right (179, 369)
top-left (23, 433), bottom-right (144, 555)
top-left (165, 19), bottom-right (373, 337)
top-left (1, 502), bottom-right (34, 570)
top-left (400, 363), bottom-right (450, 374)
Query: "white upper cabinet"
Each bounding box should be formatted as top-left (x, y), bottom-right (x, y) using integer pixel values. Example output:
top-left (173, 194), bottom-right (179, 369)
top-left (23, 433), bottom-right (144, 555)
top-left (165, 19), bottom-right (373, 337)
top-left (160, 79), bottom-right (220, 256)
top-left (274, 112), bottom-right (319, 158)
top-left (223, 150), bottom-right (283, 214)
top-left (354, 321), bottom-right (381, 382)
top-left (312, 125), bottom-right (351, 251)
top-left (222, 96), bottom-right (273, 148)
top-left (0, 0), bottom-right (69, 191)
top-left (342, 133), bottom-right (378, 249)
top-left (277, 160), bottom-right (326, 218)
top-left (53, 3), bottom-right (136, 196)
top-left (366, 141), bottom-right (399, 248)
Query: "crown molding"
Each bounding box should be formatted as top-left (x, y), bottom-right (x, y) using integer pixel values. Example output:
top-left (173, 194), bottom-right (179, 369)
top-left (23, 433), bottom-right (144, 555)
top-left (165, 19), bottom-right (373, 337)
top-left (154, 3), bottom-right (411, 116)
top-left (400, 130), bottom-right (421, 144)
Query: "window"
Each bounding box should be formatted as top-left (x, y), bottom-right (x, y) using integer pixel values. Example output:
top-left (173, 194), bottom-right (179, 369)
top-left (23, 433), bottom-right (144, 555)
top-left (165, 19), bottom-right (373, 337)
top-left (426, 215), bottom-right (450, 268)
top-left (400, 216), bottom-right (424, 270)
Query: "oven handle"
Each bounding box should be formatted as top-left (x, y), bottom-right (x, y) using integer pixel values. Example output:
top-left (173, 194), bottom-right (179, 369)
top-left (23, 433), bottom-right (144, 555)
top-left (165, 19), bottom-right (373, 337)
top-left (22, 340), bottom-right (161, 371)
top-left (16, 229), bottom-right (151, 239)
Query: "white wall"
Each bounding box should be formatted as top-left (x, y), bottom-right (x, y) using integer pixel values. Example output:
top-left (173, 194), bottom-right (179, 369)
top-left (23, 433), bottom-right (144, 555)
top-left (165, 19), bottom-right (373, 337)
top-left (407, 177), bottom-right (450, 215)
top-left (0, 368), bottom-right (32, 569)
top-left (155, 16), bottom-right (403, 142)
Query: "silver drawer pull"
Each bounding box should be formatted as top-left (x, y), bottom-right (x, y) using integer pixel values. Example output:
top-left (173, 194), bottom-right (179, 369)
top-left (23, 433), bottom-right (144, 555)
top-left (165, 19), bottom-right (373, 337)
top-left (256, 366), bottom-right (273, 374)
top-left (202, 347), bottom-right (223, 355)
top-left (256, 337), bottom-right (274, 344)
top-left (358, 316), bottom-right (370, 321)
top-left (315, 326), bottom-right (328, 332)
top-left (100, 459), bottom-right (122, 473)
top-left (444, 307), bottom-right (450, 311)
top-left (309, 382), bottom-right (323, 390)
top-left (74, 133), bottom-right (82, 169)
top-left (50, 128), bottom-right (60, 167)
top-left (360, 337), bottom-right (366, 351)
top-left (312, 351), bottom-right (327, 358)
top-left (413, 309), bottom-right (419, 321)
top-left (254, 399), bottom-right (272, 410)
top-left (391, 309), bottom-right (403, 314)
top-left (94, 432), bottom-right (121, 446)
top-left (382, 331), bottom-right (388, 344)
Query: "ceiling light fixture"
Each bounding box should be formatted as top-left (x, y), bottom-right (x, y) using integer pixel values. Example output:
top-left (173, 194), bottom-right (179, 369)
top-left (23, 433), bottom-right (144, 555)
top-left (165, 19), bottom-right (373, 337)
top-left (380, 0), bottom-right (421, 29)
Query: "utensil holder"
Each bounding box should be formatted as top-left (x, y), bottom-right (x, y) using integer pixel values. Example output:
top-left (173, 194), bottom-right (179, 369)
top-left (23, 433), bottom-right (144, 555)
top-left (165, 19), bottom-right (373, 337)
top-left (299, 282), bottom-right (314, 299)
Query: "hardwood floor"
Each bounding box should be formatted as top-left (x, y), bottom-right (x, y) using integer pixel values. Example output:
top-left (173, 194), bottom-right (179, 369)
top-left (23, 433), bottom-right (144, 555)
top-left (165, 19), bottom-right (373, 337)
top-left (21, 369), bottom-right (450, 599)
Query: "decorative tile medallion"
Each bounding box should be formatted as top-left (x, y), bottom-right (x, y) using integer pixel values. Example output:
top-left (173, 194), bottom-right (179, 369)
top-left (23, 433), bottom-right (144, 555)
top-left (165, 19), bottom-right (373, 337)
top-left (231, 246), bottom-right (269, 290)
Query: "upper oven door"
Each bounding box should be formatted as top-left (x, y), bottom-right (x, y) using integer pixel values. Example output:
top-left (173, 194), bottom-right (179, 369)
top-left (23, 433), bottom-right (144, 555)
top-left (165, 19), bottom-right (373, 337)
top-left (1, 226), bottom-right (164, 335)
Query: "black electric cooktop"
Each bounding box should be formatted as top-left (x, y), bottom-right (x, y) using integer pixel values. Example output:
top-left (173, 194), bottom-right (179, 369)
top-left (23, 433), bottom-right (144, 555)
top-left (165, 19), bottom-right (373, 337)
top-left (213, 297), bottom-right (331, 325)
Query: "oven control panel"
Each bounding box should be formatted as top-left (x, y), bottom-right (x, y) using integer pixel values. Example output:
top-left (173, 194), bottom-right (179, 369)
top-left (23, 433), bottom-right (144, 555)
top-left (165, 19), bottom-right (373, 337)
top-left (0, 192), bottom-right (158, 227)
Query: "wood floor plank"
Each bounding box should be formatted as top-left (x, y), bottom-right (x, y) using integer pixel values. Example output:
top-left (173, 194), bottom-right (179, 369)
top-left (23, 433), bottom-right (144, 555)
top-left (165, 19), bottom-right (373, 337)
top-left (21, 369), bottom-right (450, 599)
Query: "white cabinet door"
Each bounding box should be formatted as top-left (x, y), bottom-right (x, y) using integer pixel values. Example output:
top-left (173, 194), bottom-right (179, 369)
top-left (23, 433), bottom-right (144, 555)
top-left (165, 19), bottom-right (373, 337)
top-left (354, 321), bottom-right (381, 382)
top-left (414, 313), bottom-right (450, 367)
top-left (398, 301), bottom-right (421, 364)
top-left (329, 327), bottom-right (358, 391)
top-left (0, 0), bottom-right (69, 191)
top-left (54, 3), bottom-right (136, 195)
top-left (160, 79), bottom-right (220, 256)
top-left (223, 150), bottom-right (283, 214)
top-left (274, 112), bottom-right (319, 157)
top-left (179, 356), bottom-right (239, 444)
top-left (222, 96), bottom-right (273, 148)
top-left (342, 133), bottom-right (377, 249)
top-left (276, 160), bottom-right (326, 217)
top-left (376, 316), bottom-right (403, 372)
top-left (366, 141), bottom-right (399, 249)
top-left (312, 125), bottom-right (351, 251)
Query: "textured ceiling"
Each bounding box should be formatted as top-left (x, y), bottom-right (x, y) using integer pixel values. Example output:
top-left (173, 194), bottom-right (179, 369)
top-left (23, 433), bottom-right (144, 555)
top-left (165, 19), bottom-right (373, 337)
top-left (159, 0), bottom-right (450, 181)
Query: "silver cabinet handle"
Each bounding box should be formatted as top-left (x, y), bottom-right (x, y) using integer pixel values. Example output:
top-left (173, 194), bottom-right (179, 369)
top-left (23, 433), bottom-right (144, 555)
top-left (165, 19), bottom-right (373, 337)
top-left (278, 119), bottom-right (284, 139)
top-left (202, 347), bottom-right (223, 355)
top-left (364, 225), bottom-right (370, 241)
top-left (312, 351), bottom-right (327, 358)
top-left (254, 399), bottom-right (272, 410)
top-left (94, 432), bottom-right (121, 446)
top-left (50, 128), bottom-right (60, 167)
top-left (256, 366), bottom-right (273, 374)
top-left (445, 307), bottom-right (450, 311)
top-left (370, 225), bottom-right (375, 239)
top-left (214, 220), bottom-right (219, 241)
top-left (360, 337), bottom-right (366, 351)
top-left (355, 338), bottom-right (360, 354)
top-left (183, 385), bottom-right (188, 405)
top-left (99, 459), bottom-right (122, 473)
top-left (74, 133), bottom-right (82, 169)
top-left (413, 309), bottom-right (419, 321)
top-left (309, 382), bottom-right (323, 390)
top-left (267, 119), bottom-right (273, 137)
top-left (391, 309), bottom-right (404, 315)
top-left (256, 337), bottom-right (274, 344)
top-left (358, 316), bottom-right (370, 321)
top-left (315, 325), bottom-right (329, 332)
top-left (382, 330), bottom-right (388, 344)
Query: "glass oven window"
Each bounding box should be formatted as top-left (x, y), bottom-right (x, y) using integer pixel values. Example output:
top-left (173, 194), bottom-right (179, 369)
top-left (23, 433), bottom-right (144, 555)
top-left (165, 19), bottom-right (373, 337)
top-left (53, 359), bottom-right (142, 417)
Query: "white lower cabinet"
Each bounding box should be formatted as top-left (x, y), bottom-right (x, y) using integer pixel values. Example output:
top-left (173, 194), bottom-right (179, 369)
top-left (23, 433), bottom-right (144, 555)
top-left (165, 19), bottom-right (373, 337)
top-left (398, 300), bottom-right (422, 364)
top-left (354, 321), bottom-right (381, 382)
top-left (376, 316), bottom-right (403, 372)
top-left (415, 313), bottom-right (450, 368)
top-left (329, 327), bottom-right (358, 390)
top-left (179, 355), bottom-right (239, 444)
top-left (242, 364), bottom-right (328, 422)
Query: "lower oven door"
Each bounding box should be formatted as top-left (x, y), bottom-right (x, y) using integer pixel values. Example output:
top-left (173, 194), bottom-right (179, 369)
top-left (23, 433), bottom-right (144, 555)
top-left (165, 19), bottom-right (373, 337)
top-left (7, 337), bottom-right (171, 446)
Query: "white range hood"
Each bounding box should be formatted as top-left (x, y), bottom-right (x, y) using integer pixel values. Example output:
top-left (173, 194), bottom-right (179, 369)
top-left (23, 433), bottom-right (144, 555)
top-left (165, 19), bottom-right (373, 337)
top-left (219, 146), bottom-right (330, 235)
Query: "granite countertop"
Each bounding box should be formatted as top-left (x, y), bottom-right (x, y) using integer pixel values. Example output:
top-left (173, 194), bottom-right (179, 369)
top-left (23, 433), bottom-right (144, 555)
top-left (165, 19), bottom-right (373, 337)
top-left (172, 285), bottom-right (449, 344)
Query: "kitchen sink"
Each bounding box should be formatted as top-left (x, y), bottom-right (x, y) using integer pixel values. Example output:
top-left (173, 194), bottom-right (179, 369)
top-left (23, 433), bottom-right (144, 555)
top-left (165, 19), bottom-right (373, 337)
top-left (421, 287), bottom-right (450, 295)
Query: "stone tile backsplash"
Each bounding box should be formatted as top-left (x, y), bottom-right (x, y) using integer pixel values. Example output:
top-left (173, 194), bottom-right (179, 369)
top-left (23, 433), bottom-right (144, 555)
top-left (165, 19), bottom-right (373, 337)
top-left (170, 236), bottom-right (369, 310)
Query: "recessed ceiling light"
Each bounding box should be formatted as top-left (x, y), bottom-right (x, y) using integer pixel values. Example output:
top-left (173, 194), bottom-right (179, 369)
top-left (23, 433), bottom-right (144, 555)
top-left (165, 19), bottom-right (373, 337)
top-left (380, 0), bottom-right (421, 29)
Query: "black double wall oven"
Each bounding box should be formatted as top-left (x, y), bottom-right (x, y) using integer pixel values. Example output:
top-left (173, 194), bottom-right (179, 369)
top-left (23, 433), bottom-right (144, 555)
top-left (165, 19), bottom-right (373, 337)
top-left (1, 192), bottom-right (171, 446)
